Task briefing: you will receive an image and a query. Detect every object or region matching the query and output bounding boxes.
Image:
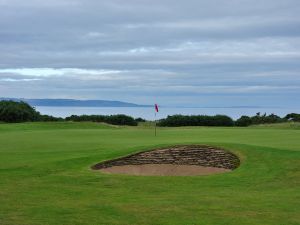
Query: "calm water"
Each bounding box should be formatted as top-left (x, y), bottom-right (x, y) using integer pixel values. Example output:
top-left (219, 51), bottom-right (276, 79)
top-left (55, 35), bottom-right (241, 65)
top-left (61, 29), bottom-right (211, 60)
top-left (35, 106), bottom-right (300, 120)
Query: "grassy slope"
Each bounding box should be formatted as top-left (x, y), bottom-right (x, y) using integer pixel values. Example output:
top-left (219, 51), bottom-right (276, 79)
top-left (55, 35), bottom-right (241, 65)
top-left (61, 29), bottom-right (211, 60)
top-left (0, 122), bottom-right (299, 225)
top-left (250, 122), bottom-right (300, 129)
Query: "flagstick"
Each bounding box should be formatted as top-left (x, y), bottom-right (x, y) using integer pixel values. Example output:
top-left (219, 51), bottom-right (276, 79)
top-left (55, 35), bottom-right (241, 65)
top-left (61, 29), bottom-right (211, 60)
top-left (155, 112), bottom-right (157, 137)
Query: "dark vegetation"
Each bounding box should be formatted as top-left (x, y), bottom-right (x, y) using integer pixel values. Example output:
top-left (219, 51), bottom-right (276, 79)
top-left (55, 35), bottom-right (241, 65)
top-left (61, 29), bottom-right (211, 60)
top-left (157, 115), bottom-right (234, 127)
top-left (0, 100), bottom-right (137, 126)
top-left (135, 117), bottom-right (146, 122)
top-left (0, 100), bottom-right (40, 123)
top-left (158, 112), bottom-right (300, 127)
top-left (234, 112), bottom-right (300, 126)
top-left (235, 113), bottom-right (283, 127)
top-left (38, 114), bottom-right (64, 122)
top-left (285, 113), bottom-right (300, 122)
top-left (1, 100), bottom-right (299, 127)
top-left (65, 114), bottom-right (138, 126)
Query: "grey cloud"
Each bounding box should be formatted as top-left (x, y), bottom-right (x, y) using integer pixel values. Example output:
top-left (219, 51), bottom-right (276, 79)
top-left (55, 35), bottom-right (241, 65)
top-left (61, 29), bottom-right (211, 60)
top-left (0, 0), bottom-right (299, 107)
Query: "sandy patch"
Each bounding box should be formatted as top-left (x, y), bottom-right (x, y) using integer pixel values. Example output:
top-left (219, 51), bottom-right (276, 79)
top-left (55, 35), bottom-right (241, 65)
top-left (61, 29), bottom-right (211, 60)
top-left (100, 164), bottom-right (231, 176)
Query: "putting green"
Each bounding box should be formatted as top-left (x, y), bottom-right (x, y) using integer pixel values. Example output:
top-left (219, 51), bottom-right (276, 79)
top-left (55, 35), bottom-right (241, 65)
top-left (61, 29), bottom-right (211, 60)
top-left (0, 122), bottom-right (299, 225)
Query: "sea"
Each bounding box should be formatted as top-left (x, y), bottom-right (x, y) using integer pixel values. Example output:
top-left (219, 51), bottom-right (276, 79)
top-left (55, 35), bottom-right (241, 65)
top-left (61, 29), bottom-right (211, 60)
top-left (35, 106), bottom-right (300, 121)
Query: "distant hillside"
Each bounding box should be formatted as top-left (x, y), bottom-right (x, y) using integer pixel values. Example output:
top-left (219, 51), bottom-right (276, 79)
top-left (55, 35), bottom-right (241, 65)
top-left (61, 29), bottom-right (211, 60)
top-left (0, 98), bottom-right (151, 107)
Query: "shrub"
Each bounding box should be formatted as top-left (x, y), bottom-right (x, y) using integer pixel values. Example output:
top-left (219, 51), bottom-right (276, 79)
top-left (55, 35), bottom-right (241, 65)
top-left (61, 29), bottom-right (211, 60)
top-left (135, 117), bottom-right (146, 122)
top-left (157, 114), bottom-right (234, 127)
top-left (235, 113), bottom-right (285, 126)
top-left (39, 114), bottom-right (64, 122)
top-left (285, 113), bottom-right (300, 122)
top-left (250, 112), bottom-right (284, 125)
top-left (235, 116), bottom-right (252, 127)
top-left (106, 114), bottom-right (138, 126)
top-left (0, 100), bottom-right (39, 123)
top-left (65, 114), bottom-right (137, 126)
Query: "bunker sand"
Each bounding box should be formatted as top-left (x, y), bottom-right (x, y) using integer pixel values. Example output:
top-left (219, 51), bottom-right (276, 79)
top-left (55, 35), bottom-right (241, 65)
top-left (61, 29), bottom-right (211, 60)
top-left (93, 145), bottom-right (240, 176)
top-left (100, 164), bottom-right (230, 176)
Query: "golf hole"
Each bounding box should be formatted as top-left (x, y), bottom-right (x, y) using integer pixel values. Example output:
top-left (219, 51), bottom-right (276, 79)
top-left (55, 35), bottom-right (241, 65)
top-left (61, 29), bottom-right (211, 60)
top-left (92, 145), bottom-right (240, 176)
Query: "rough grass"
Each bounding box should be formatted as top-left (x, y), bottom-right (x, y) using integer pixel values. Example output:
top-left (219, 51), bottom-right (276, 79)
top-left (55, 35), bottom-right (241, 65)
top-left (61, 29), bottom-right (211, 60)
top-left (250, 122), bottom-right (300, 129)
top-left (0, 122), bottom-right (299, 225)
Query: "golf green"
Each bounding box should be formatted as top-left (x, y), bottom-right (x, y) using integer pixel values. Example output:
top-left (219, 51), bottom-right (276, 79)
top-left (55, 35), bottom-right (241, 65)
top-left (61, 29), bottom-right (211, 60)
top-left (0, 122), bottom-right (299, 225)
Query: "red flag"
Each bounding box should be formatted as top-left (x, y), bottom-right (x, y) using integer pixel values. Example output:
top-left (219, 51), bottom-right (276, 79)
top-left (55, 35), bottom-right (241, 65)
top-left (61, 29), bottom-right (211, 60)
top-left (155, 104), bottom-right (159, 112)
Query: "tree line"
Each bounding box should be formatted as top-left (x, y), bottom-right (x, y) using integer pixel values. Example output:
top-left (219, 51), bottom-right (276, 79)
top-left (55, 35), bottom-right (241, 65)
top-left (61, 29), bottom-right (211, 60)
top-left (1, 100), bottom-right (299, 126)
top-left (65, 115), bottom-right (137, 126)
top-left (0, 100), bottom-right (137, 126)
top-left (157, 114), bottom-right (234, 127)
top-left (157, 112), bottom-right (300, 127)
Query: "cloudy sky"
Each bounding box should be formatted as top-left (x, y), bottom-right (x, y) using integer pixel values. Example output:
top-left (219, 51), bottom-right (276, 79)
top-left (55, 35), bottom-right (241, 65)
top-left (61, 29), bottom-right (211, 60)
top-left (0, 0), bottom-right (300, 107)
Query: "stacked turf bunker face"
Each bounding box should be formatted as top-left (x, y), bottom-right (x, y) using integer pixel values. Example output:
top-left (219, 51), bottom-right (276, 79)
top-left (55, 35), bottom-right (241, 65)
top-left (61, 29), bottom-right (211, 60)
top-left (92, 145), bottom-right (240, 171)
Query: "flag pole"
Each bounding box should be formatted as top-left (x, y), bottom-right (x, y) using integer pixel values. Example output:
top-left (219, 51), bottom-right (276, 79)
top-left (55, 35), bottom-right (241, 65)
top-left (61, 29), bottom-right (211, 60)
top-left (154, 104), bottom-right (158, 137)
top-left (155, 112), bottom-right (157, 137)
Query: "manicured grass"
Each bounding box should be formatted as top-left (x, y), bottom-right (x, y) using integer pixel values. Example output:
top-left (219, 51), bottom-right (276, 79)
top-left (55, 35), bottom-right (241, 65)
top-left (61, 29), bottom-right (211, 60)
top-left (0, 122), bottom-right (299, 225)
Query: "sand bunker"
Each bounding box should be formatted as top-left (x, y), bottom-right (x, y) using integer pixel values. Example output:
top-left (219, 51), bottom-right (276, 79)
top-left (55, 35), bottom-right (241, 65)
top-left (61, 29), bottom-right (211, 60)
top-left (100, 164), bottom-right (230, 176)
top-left (92, 145), bottom-right (240, 176)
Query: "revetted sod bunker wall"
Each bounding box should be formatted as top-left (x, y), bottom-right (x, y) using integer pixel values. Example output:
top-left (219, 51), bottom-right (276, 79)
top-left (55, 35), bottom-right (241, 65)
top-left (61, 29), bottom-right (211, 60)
top-left (92, 145), bottom-right (240, 170)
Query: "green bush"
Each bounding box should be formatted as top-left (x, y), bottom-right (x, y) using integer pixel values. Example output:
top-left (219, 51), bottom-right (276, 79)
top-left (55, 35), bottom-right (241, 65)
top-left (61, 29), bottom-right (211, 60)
top-left (235, 113), bottom-right (286, 127)
top-left (157, 114), bottom-right (234, 127)
top-left (135, 117), bottom-right (146, 122)
top-left (235, 116), bottom-right (252, 127)
top-left (285, 113), bottom-right (300, 122)
top-left (39, 114), bottom-right (64, 122)
top-left (65, 114), bottom-right (137, 126)
top-left (107, 114), bottom-right (138, 126)
top-left (251, 113), bottom-right (283, 124)
top-left (0, 100), bottom-right (39, 123)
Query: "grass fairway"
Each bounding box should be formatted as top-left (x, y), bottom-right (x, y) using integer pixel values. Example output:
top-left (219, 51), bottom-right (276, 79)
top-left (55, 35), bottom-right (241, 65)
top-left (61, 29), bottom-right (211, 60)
top-left (0, 122), bottom-right (300, 225)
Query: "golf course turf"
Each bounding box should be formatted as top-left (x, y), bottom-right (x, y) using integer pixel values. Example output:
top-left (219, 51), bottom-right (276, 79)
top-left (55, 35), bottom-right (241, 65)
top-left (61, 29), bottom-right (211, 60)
top-left (0, 122), bottom-right (300, 225)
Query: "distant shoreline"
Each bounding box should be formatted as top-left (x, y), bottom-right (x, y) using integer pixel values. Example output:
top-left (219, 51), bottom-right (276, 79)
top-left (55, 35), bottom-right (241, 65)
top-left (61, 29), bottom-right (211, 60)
top-left (0, 97), bottom-right (151, 108)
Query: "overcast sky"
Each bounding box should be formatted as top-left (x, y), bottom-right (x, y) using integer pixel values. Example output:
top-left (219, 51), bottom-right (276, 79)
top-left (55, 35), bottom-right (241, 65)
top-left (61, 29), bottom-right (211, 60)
top-left (0, 0), bottom-right (300, 107)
